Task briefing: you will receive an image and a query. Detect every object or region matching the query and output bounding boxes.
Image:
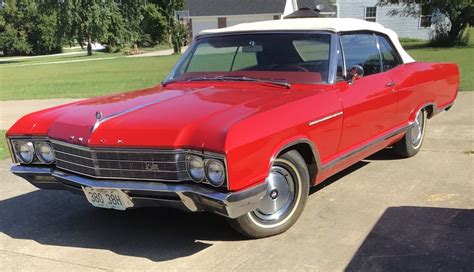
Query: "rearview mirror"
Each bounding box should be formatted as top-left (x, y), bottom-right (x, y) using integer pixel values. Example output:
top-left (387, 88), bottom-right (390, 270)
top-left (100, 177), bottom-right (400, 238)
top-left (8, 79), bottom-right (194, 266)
top-left (348, 65), bottom-right (364, 84)
top-left (242, 45), bottom-right (263, 53)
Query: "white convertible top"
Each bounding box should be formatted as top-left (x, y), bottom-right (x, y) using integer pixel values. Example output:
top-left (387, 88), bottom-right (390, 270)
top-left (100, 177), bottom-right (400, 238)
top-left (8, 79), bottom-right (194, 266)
top-left (200, 18), bottom-right (415, 63)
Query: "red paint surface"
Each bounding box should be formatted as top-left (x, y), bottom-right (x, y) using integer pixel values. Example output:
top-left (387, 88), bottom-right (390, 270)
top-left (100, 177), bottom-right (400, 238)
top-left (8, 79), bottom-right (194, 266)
top-left (7, 62), bottom-right (459, 191)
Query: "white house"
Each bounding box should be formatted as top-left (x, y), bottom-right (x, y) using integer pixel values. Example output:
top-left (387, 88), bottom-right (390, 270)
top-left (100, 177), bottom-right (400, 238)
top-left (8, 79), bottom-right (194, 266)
top-left (184, 0), bottom-right (433, 40)
top-left (335, 0), bottom-right (433, 40)
top-left (184, 0), bottom-right (337, 38)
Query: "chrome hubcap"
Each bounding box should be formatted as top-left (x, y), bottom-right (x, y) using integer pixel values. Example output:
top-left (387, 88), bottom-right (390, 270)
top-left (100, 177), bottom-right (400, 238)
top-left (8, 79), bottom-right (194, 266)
top-left (253, 166), bottom-right (295, 222)
top-left (411, 110), bottom-right (424, 147)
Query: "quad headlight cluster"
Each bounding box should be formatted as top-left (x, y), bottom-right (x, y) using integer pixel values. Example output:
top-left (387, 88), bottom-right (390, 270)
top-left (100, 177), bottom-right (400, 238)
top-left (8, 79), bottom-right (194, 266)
top-left (10, 139), bottom-right (55, 165)
top-left (186, 154), bottom-right (226, 187)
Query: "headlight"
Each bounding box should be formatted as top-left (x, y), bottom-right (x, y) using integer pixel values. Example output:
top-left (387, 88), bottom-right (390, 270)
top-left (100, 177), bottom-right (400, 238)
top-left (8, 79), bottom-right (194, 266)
top-left (13, 141), bottom-right (35, 164)
top-left (205, 159), bottom-right (225, 187)
top-left (35, 142), bottom-right (55, 164)
top-left (186, 155), bottom-right (205, 182)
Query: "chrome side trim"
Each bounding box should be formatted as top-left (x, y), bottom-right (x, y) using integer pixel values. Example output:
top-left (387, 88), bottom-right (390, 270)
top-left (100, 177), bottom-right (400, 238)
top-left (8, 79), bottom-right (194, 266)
top-left (321, 123), bottom-right (412, 170)
top-left (308, 111), bottom-right (343, 126)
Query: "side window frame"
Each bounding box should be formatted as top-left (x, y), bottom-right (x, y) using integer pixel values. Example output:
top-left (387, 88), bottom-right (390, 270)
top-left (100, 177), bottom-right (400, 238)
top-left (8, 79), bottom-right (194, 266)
top-left (335, 34), bottom-right (347, 82)
top-left (339, 31), bottom-right (383, 78)
top-left (375, 33), bottom-right (403, 72)
top-left (338, 31), bottom-right (405, 78)
top-left (327, 32), bottom-right (340, 84)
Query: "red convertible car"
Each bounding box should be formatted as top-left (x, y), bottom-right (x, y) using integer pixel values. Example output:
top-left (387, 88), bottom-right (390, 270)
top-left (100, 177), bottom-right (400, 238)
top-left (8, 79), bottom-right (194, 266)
top-left (7, 18), bottom-right (459, 238)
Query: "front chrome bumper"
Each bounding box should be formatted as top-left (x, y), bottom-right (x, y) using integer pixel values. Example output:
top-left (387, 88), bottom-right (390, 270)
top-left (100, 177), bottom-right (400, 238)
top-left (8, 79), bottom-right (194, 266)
top-left (11, 165), bottom-right (267, 219)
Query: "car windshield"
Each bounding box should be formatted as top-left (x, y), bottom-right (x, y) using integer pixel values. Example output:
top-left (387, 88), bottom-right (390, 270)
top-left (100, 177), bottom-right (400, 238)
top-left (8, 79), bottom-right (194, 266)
top-left (167, 33), bottom-right (332, 85)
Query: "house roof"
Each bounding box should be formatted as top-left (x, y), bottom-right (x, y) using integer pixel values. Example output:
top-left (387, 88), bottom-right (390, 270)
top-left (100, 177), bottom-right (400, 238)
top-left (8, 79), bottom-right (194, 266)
top-left (284, 8), bottom-right (322, 19)
top-left (184, 0), bottom-right (287, 17)
top-left (199, 18), bottom-right (415, 63)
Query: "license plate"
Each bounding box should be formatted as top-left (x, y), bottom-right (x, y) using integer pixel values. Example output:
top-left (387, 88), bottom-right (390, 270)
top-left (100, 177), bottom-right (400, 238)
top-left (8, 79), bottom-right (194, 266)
top-left (82, 187), bottom-right (134, 211)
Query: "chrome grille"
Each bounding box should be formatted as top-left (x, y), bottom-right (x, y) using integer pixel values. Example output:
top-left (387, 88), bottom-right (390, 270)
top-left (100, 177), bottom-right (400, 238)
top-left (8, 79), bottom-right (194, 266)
top-left (52, 140), bottom-right (190, 182)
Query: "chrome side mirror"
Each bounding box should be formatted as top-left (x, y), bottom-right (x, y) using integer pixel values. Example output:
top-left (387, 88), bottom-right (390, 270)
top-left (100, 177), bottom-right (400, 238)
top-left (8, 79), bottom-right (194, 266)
top-left (348, 65), bottom-right (364, 84)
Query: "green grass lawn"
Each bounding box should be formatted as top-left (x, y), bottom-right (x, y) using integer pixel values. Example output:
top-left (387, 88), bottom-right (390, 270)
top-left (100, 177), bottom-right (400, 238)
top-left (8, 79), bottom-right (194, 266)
top-left (0, 53), bottom-right (180, 100)
top-left (0, 33), bottom-right (472, 101)
top-left (402, 27), bottom-right (473, 91)
top-left (0, 131), bottom-right (9, 160)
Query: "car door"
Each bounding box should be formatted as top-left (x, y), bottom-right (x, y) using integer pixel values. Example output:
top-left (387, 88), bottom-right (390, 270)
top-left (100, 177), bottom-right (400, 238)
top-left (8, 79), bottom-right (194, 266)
top-left (374, 33), bottom-right (408, 126)
top-left (335, 32), bottom-right (398, 156)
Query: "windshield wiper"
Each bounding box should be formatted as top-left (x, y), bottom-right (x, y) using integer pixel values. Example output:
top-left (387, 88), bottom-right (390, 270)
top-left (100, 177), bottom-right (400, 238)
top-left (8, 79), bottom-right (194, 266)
top-left (186, 75), bottom-right (291, 89)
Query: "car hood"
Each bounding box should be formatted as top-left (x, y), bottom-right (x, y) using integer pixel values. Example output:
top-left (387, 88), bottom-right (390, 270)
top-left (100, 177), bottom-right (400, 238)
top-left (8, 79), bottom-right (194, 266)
top-left (9, 83), bottom-right (302, 151)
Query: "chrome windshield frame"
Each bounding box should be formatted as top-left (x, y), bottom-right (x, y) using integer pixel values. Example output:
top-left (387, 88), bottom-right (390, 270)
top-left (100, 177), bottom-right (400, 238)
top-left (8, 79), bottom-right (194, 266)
top-left (163, 30), bottom-right (339, 85)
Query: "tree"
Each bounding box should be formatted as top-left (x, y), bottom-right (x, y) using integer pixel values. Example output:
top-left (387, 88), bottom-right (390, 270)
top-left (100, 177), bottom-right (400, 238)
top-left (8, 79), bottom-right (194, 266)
top-left (140, 3), bottom-right (167, 47)
top-left (119, 0), bottom-right (146, 48)
top-left (0, 0), bottom-right (64, 56)
top-left (0, 4), bottom-right (27, 55)
top-left (378, 0), bottom-right (473, 45)
top-left (59, 0), bottom-right (125, 55)
top-left (171, 21), bottom-right (187, 54)
top-left (154, 0), bottom-right (185, 53)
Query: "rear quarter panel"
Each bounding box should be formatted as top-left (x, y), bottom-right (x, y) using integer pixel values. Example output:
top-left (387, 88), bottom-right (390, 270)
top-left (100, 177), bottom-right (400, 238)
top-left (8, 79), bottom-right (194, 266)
top-left (390, 62), bottom-right (459, 123)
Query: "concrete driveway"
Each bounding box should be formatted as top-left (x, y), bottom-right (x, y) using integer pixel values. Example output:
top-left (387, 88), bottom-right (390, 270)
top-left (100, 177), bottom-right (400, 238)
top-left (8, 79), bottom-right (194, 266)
top-left (0, 99), bottom-right (82, 130)
top-left (0, 93), bottom-right (472, 271)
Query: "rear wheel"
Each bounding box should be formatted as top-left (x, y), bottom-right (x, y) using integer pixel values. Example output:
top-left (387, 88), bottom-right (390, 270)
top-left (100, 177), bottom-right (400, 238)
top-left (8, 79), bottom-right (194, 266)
top-left (228, 150), bottom-right (309, 238)
top-left (393, 108), bottom-right (427, 158)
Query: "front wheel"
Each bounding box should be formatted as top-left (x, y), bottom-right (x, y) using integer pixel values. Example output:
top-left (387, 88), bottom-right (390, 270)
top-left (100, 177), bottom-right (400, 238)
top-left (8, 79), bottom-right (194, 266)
top-left (393, 108), bottom-right (427, 158)
top-left (228, 150), bottom-right (309, 238)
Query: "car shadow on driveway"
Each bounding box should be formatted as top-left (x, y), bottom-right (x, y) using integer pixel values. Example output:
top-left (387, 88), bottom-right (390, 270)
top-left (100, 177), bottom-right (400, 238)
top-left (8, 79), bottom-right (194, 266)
top-left (345, 206), bottom-right (474, 271)
top-left (0, 190), bottom-right (242, 261)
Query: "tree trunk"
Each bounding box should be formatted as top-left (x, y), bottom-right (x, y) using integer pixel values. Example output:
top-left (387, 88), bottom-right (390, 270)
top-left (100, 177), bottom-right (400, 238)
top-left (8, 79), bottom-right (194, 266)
top-left (446, 8), bottom-right (469, 45)
top-left (87, 37), bottom-right (92, 56)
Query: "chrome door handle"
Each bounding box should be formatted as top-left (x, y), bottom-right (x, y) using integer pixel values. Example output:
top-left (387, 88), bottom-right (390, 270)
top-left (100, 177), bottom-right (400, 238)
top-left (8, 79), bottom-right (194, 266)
top-left (385, 81), bottom-right (396, 87)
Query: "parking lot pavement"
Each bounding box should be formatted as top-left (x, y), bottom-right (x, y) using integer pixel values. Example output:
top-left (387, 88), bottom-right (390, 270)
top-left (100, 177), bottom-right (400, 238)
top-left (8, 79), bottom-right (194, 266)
top-left (0, 92), bottom-right (472, 271)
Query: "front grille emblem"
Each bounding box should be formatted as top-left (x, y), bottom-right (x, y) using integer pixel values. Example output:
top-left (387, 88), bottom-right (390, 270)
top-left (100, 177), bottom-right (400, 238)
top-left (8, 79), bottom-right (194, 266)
top-left (145, 162), bottom-right (160, 172)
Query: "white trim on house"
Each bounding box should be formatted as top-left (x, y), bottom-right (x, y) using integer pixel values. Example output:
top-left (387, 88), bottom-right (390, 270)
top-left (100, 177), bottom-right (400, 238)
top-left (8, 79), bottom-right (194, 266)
top-left (335, 0), bottom-right (433, 40)
top-left (189, 13), bottom-right (282, 18)
top-left (190, 13), bottom-right (281, 38)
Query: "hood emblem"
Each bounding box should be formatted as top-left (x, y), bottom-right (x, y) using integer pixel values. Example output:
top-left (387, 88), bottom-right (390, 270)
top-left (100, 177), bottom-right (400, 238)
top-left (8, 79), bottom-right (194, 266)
top-left (91, 111), bottom-right (103, 133)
